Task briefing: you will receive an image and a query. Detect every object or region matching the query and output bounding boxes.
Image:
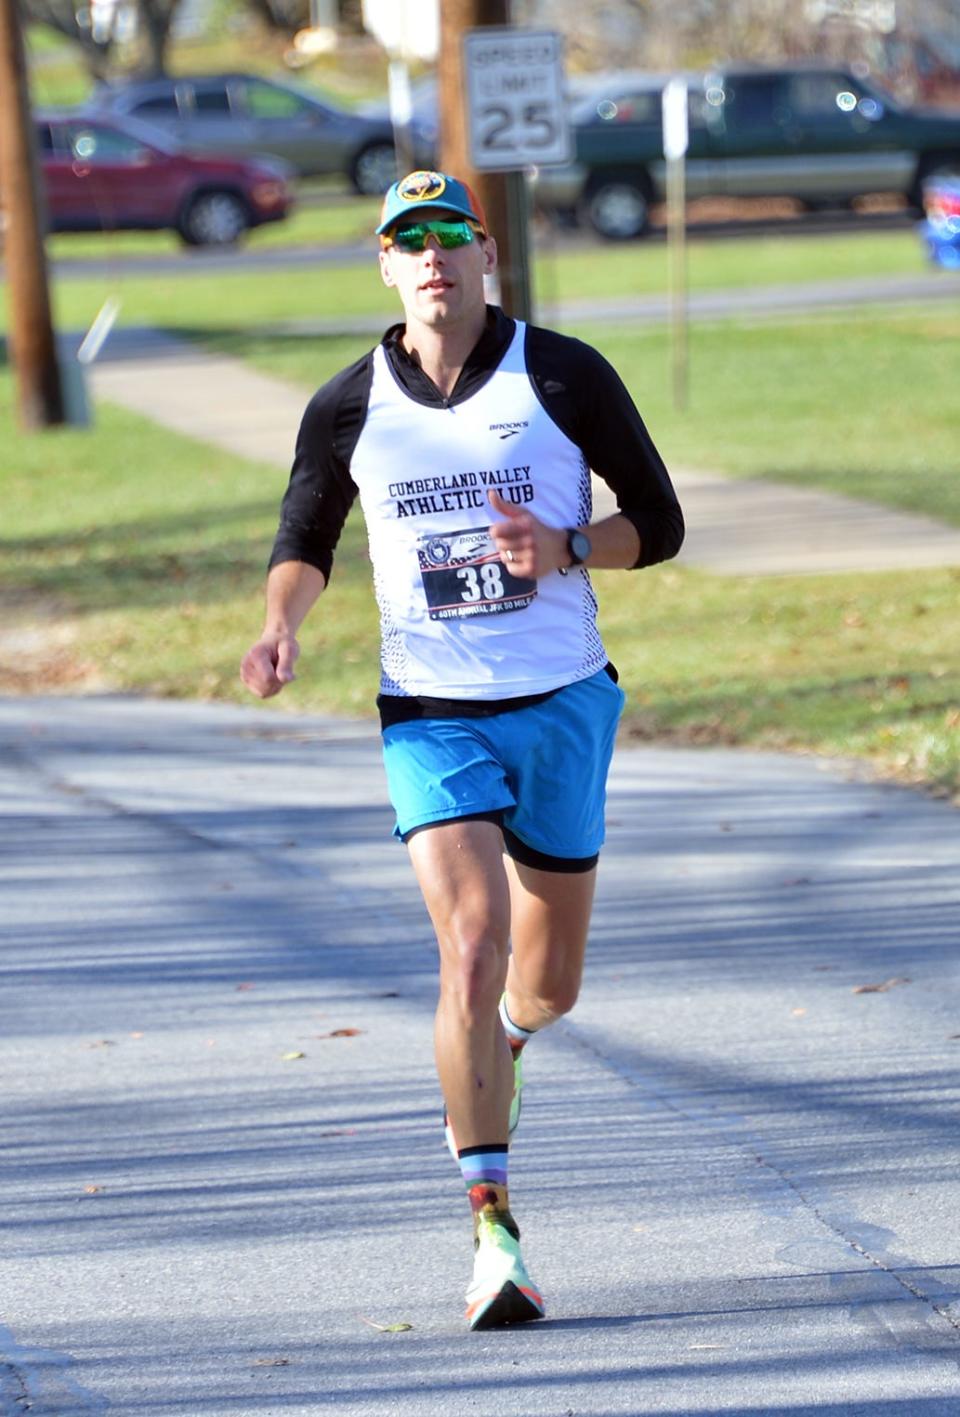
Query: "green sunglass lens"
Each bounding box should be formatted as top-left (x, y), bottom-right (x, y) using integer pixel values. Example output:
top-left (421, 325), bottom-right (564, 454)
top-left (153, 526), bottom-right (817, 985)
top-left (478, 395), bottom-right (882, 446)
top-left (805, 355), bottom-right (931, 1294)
top-left (393, 221), bottom-right (475, 251)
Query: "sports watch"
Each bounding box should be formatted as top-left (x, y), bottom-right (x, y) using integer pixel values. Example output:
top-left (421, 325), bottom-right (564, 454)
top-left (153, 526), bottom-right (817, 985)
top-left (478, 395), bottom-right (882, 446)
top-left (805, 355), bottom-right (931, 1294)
top-left (559, 528), bottom-right (592, 575)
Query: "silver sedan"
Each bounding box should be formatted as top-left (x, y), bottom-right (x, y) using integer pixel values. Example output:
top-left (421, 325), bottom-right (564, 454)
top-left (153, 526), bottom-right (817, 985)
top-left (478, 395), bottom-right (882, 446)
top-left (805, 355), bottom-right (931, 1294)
top-left (83, 70), bottom-right (434, 194)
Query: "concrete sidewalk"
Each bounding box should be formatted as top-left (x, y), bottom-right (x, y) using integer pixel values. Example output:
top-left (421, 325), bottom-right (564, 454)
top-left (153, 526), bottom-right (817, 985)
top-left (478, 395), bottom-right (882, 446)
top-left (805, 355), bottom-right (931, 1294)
top-left (2, 695), bottom-right (959, 1415)
top-left (87, 326), bottom-right (960, 579)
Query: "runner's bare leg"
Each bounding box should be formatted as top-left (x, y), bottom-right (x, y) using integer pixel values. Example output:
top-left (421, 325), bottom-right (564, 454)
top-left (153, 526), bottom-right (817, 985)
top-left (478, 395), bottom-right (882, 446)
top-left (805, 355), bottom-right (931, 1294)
top-left (503, 858), bottom-right (597, 1032)
top-left (406, 820), bottom-right (514, 1148)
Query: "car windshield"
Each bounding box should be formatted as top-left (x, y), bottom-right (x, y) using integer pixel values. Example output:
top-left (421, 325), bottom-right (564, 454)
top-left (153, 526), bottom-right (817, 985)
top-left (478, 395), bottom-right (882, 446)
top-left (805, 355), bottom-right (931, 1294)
top-left (38, 110), bottom-right (186, 158)
top-left (259, 74), bottom-right (341, 114)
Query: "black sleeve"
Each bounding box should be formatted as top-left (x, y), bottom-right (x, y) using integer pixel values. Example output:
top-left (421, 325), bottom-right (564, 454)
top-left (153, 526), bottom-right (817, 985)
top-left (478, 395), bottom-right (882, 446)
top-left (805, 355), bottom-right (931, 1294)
top-left (267, 353), bottom-right (373, 582)
top-left (525, 325), bottom-right (684, 568)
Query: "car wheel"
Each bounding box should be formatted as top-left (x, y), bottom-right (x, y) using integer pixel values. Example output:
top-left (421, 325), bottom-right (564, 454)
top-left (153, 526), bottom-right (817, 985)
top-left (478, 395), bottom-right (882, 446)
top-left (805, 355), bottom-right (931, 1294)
top-left (351, 142), bottom-right (397, 197)
top-left (179, 190), bottom-right (250, 247)
top-left (581, 176), bottom-right (651, 240)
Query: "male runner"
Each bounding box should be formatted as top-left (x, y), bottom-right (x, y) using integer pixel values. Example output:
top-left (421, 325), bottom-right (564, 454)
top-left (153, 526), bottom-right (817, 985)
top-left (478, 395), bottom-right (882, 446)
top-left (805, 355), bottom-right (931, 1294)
top-left (241, 170), bottom-right (684, 1330)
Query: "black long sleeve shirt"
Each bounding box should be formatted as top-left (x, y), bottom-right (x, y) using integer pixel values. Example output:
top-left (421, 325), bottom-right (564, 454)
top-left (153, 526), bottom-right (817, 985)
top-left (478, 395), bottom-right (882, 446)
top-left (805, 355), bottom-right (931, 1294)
top-left (269, 305), bottom-right (684, 724)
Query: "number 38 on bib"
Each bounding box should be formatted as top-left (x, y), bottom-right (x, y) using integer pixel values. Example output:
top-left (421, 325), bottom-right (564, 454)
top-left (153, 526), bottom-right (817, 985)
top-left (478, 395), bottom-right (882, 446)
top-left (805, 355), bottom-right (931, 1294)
top-left (417, 527), bottom-right (537, 622)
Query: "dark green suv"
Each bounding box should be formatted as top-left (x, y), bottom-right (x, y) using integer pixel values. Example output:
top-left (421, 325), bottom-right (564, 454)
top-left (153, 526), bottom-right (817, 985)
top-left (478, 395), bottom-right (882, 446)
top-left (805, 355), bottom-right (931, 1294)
top-left (535, 64), bottom-right (960, 239)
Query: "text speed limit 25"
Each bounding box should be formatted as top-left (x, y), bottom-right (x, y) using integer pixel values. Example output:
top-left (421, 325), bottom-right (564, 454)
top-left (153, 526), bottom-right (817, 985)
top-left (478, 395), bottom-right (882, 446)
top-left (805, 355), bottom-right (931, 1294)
top-left (464, 28), bottom-right (572, 172)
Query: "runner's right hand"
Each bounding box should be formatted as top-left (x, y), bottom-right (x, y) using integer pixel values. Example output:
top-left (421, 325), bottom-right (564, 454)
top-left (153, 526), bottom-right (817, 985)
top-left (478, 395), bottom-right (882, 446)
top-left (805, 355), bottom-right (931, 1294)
top-left (240, 634), bottom-right (299, 698)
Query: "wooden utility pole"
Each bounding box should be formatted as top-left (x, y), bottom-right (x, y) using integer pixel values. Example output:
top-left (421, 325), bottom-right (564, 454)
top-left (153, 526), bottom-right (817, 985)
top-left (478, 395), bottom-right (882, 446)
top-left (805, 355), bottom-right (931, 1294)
top-left (0, 0), bottom-right (65, 428)
top-left (438, 0), bottom-right (532, 321)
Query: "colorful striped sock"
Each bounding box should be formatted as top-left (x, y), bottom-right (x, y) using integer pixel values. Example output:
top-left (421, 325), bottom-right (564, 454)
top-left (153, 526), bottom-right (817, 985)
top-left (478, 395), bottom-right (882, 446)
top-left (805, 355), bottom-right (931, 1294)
top-left (499, 994), bottom-right (536, 1052)
top-left (457, 1143), bottom-right (509, 1192)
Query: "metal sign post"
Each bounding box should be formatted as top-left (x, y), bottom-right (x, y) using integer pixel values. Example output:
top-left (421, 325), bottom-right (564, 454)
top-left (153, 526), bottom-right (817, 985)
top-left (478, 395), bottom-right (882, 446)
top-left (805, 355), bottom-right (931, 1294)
top-left (662, 76), bottom-right (689, 412)
top-left (462, 27), bottom-right (571, 324)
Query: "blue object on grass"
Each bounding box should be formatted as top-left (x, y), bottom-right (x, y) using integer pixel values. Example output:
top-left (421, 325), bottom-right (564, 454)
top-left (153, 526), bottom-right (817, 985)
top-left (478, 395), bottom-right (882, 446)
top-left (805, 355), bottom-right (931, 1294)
top-left (921, 177), bottom-right (960, 269)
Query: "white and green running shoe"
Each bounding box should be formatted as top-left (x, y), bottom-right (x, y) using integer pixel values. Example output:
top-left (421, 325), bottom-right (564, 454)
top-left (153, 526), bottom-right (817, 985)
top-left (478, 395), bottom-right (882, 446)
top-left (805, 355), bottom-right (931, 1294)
top-left (444, 1049), bottom-right (524, 1161)
top-left (465, 1210), bottom-right (545, 1330)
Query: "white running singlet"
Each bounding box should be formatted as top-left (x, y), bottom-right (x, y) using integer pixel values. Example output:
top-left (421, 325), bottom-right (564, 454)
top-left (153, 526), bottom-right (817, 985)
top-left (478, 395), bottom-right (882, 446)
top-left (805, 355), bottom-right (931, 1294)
top-left (349, 322), bottom-right (608, 699)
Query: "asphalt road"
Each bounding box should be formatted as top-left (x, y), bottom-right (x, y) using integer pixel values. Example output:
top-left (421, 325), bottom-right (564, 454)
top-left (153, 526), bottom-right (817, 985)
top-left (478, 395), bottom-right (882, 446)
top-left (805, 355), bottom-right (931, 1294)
top-left (2, 695), bottom-right (959, 1416)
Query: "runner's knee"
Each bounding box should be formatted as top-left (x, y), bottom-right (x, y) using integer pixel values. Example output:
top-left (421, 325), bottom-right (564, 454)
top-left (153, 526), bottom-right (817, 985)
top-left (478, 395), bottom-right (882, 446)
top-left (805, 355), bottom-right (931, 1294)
top-left (439, 928), bottom-right (509, 1022)
top-left (526, 980), bottom-right (581, 1023)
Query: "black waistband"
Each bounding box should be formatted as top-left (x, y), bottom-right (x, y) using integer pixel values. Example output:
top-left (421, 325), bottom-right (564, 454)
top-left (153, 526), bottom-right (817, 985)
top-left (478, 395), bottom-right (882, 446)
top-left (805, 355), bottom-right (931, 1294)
top-left (377, 662), bottom-right (618, 730)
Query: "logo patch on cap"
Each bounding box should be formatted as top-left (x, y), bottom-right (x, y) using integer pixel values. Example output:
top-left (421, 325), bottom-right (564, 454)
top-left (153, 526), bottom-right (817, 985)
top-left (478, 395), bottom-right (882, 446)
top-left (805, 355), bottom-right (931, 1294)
top-left (397, 171), bottom-right (447, 204)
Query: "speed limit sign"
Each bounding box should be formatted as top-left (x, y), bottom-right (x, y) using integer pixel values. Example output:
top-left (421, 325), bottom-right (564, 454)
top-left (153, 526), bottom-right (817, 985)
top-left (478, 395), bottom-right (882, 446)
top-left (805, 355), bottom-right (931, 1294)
top-left (464, 28), bottom-right (572, 172)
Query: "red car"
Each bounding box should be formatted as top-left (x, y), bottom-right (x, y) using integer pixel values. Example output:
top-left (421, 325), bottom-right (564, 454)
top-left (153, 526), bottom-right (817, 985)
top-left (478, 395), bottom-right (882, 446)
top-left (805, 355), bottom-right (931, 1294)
top-left (36, 110), bottom-right (294, 246)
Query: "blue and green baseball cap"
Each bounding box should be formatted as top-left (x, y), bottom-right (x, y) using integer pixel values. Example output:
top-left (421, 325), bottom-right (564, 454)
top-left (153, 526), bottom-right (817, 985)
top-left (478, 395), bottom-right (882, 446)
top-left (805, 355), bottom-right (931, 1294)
top-left (376, 170), bottom-right (488, 239)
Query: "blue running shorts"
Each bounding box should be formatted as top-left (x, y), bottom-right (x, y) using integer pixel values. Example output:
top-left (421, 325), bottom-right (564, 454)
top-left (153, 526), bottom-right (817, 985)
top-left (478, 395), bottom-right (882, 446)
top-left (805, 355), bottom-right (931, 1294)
top-left (381, 668), bottom-right (626, 868)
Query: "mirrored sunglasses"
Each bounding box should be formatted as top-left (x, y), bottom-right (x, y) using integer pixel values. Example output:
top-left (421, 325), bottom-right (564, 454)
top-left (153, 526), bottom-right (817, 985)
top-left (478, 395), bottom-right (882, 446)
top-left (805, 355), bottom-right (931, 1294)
top-left (385, 219), bottom-right (483, 252)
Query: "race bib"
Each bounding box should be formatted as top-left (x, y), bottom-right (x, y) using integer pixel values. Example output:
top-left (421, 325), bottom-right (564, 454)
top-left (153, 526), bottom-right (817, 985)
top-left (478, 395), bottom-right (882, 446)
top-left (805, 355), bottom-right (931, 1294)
top-left (417, 527), bottom-right (537, 621)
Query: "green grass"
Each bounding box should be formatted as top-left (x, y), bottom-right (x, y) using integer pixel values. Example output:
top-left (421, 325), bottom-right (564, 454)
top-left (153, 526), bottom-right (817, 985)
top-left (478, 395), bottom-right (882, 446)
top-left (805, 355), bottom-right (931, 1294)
top-left (42, 258), bottom-right (396, 335)
top-left (535, 228), bottom-right (926, 307)
top-left (596, 562), bottom-right (960, 796)
top-left (584, 307), bottom-right (960, 522)
top-left (34, 229), bottom-right (934, 398)
top-left (1, 330), bottom-right (958, 795)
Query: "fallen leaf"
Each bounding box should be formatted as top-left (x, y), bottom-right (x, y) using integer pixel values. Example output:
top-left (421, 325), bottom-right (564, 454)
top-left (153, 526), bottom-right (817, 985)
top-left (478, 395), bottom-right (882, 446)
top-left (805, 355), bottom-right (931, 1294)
top-left (357, 1316), bottom-right (413, 1333)
top-left (853, 977), bottom-right (911, 994)
top-left (282, 1051), bottom-right (306, 1061)
top-left (83, 1185), bottom-right (103, 1194)
top-left (316, 1028), bottom-right (363, 1039)
top-left (252, 1358), bottom-right (290, 1367)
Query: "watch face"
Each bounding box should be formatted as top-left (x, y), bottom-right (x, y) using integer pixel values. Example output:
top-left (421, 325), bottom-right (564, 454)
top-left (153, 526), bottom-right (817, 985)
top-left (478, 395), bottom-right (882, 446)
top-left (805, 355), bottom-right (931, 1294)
top-left (569, 530), bottom-right (592, 565)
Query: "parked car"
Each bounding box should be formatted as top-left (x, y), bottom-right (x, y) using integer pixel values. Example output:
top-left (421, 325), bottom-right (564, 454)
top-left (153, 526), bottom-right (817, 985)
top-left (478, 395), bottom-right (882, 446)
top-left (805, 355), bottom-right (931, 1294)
top-left (82, 71), bottom-right (431, 194)
top-left (36, 110), bottom-right (294, 246)
top-left (533, 64), bottom-right (960, 239)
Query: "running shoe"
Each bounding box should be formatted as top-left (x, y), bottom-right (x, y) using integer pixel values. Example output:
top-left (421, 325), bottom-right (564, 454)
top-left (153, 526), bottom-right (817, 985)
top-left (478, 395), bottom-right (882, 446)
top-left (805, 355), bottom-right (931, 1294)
top-left (465, 1209), bottom-right (545, 1330)
top-left (443, 1049), bottom-right (524, 1161)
